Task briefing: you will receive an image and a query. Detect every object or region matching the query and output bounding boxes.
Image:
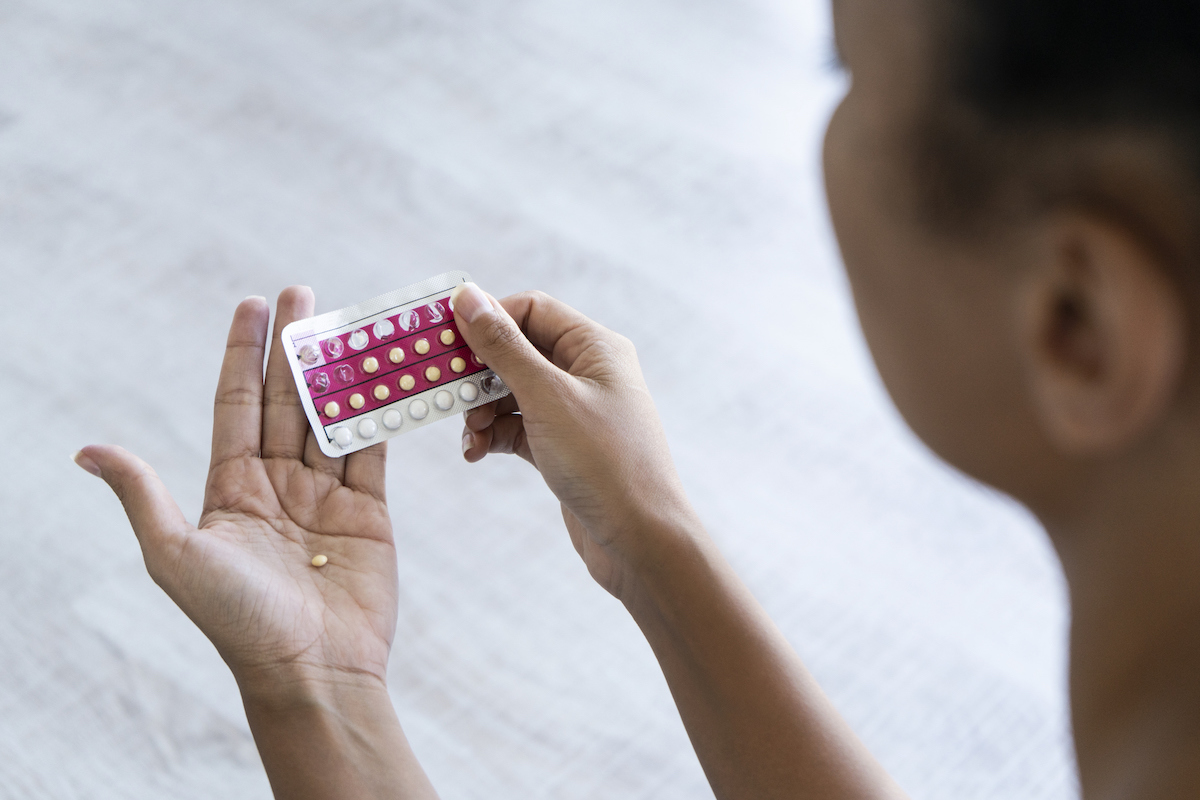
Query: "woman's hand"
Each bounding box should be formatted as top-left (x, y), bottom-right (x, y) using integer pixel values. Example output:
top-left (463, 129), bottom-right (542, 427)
top-left (74, 288), bottom-right (397, 696)
top-left (76, 288), bottom-right (439, 799)
top-left (452, 283), bottom-right (700, 600)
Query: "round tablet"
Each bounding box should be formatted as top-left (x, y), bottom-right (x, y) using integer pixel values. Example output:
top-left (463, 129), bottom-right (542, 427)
top-left (362, 356), bottom-right (379, 374)
top-left (388, 347), bottom-right (404, 364)
top-left (348, 329), bottom-right (369, 350)
top-left (458, 382), bottom-right (479, 402)
top-left (413, 338), bottom-right (430, 355)
top-left (373, 319), bottom-right (395, 339)
top-left (323, 401), bottom-right (341, 418)
top-left (349, 393), bottom-right (365, 410)
top-left (471, 352), bottom-right (484, 366)
top-left (425, 366), bottom-right (441, 383)
top-left (434, 390), bottom-right (454, 411)
top-left (439, 329), bottom-right (456, 346)
top-left (408, 400), bottom-right (429, 420)
top-left (398, 374), bottom-right (416, 391)
top-left (382, 409), bottom-right (403, 430)
top-left (357, 418), bottom-right (378, 438)
top-left (373, 384), bottom-right (390, 401)
top-left (323, 337), bottom-right (344, 358)
top-left (449, 356), bottom-right (467, 374)
top-left (332, 427), bottom-right (353, 447)
top-left (299, 344), bottom-right (321, 365)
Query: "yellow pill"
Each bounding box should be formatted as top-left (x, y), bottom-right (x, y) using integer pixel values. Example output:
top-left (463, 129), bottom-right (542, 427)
top-left (439, 329), bottom-right (456, 346)
top-left (413, 338), bottom-right (430, 355)
top-left (388, 347), bottom-right (404, 364)
top-left (349, 393), bottom-right (365, 410)
top-left (425, 366), bottom-right (441, 382)
top-left (311, 554), bottom-right (328, 568)
top-left (373, 385), bottom-right (390, 401)
top-left (362, 356), bottom-right (379, 374)
top-left (323, 401), bottom-right (340, 418)
top-left (449, 356), bottom-right (467, 374)
top-left (398, 374), bottom-right (416, 391)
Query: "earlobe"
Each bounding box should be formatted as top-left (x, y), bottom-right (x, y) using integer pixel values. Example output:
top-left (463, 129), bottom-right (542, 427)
top-left (1021, 216), bottom-right (1186, 455)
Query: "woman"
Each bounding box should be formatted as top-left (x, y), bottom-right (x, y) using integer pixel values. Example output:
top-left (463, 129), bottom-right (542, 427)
top-left (74, 0), bottom-right (1200, 796)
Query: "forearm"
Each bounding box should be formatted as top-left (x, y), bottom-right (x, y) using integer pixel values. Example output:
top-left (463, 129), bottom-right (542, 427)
top-left (238, 671), bottom-right (439, 800)
top-left (619, 519), bottom-right (906, 800)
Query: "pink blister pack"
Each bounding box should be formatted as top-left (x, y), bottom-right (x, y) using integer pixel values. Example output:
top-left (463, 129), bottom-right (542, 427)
top-left (282, 271), bottom-right (511, 457)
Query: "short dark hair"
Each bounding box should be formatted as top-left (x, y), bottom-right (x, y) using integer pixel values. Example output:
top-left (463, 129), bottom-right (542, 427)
top-left (915, 0), bottom-right (1200, 234)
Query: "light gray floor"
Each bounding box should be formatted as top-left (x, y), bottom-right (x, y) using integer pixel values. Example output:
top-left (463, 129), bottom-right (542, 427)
top-left (0, 0), bottom-right (1077, 797)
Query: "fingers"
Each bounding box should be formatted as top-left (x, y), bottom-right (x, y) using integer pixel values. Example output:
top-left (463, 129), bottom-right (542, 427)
top-left (462, 414), bottom-right (534, 465)
top-left (77, 444), bottom-right (191, 566)
top-left (463, 394), bottom-right (519, 433)
top-left (496, 290), bottom-right (611, 373)
top-left (262, 286), bottom-right (317, 461)
top-left (450, 282), bottom-right (565, 398)
top-left (211, 297), bottom-right (270, 467)
top-left (344, 442), bottom-right (388, 502)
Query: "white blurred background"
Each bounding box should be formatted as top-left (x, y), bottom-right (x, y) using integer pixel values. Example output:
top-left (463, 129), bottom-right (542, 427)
top-left (0, 0), bottom-right (1076, 797)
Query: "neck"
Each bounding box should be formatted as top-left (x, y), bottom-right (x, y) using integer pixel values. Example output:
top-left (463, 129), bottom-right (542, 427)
top-left (1045, 451), bottom-right (1200, 799)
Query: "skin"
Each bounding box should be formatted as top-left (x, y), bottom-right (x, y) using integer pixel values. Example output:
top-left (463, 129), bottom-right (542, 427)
top-left (72, 0), bottom-right (1200, 797)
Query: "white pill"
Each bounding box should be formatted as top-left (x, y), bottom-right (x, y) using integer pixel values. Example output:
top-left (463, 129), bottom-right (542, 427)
top-left (382, 409), bottom-right (403, 430)
top-left (357, 418), bottom-right (378, 439)
top-left (408, 400), bottom-right (429, 420)
top-left (333, 427), bottom-right (353, 448)
top-left (458, 382), bottom-right (479, 402)
top-left (434, 390), bottom-right (454, 411)
top-left (348, 329), bottom-right (369, 350)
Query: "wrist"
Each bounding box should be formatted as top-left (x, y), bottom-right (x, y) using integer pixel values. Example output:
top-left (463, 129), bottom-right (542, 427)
top-left (234, 661), bottom-right (390, 714)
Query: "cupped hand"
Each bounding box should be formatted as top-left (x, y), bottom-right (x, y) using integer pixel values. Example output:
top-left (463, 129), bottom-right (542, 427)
top-left (75, 288), bottom-right (398, 696)
top-left (451, 283), bottom-right (699, 599)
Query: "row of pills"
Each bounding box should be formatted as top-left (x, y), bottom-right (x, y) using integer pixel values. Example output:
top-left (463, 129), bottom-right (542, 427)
top-left (307, 331), bottom-right (465, 396)
top-left (301, 301), bottom-right (452, 366)
top-left (328, 377), bottom-right (497, 448)
top-left (320, 356), bottom-right (471, 419)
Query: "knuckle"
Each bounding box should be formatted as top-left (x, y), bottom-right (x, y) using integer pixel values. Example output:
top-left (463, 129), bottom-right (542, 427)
top-left (480, 318), bottom-right (523, 352)
top-left (214, 386), bottom-right (260, 407)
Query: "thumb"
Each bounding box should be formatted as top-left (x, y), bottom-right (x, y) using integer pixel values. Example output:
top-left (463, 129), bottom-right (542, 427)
top-left (451, 282), bottom-right (557, 396)
top-left (74, 445), bottom-right (190, 554)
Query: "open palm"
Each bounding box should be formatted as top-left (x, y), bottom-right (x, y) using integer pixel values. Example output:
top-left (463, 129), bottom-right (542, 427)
top-left (81, 288), bottom-right (398, 689)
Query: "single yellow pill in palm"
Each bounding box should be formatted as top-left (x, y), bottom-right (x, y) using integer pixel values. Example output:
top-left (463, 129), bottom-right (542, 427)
top-left (362, 356), bottom-right (379, 374)
top-left (449, 356), bottom-right (467, 373)
top-left (398, 374), bottom-right (416, 391)
top-left (388, 347), bottom-right (404, 364)
top-left (349, 393), bottom-right (365, 410)
top-left (323, 401), bottom-right (340, 418)
top-left (373, 385), bottom-right (390, 401)
top-left (311, 554), bottom-right (328, 568)
top-left (425, 366), bottom-right (441, 382)
top-left (439, 329), bottom-right (456, 346)
top-left (414, 338), bottom-right (430, 355)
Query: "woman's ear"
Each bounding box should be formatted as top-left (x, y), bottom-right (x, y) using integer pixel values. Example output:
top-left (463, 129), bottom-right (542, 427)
top-left (1019, 214), bottom-right (1187, 455)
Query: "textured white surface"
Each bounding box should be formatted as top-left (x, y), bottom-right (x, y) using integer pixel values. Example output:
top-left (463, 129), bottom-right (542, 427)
top-left (0, 0), bottom-right (1077, 797)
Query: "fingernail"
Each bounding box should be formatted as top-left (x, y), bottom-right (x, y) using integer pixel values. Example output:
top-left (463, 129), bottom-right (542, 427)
top-left (449, 282), bottom-right (494, 325)
top-left (72, 450), bottom-right (101, 477)
top-left (243, 295), bottom-right (267, 304)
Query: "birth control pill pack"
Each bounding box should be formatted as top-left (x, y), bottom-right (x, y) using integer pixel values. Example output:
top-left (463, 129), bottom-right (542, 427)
top-left (282, 271), bottom-right (510, 457)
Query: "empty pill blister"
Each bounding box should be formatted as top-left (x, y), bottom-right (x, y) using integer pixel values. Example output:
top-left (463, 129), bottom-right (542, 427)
top-left (281, 270), bottom-right (511, 457)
